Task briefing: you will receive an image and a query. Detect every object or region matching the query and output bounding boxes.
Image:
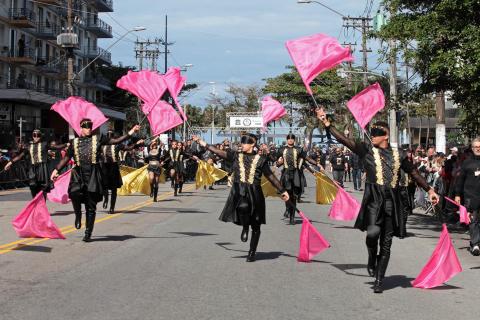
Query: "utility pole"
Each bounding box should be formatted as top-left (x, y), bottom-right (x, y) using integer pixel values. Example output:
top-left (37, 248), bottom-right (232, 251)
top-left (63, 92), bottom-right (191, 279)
top-left (343, 16), bottom-right (372, 87)
top-left (17, 117), bottom-right (26, 144)
top-left (66, 0), bottom-right (74, 96)
top-left (388, 38), bottom-right (398, 147)
top-left (435, 91), bottom-right (446, 153)
top-left (341, 41), bottom-right (356, 90)
top-left (134, 39), bottom-right (161, 71)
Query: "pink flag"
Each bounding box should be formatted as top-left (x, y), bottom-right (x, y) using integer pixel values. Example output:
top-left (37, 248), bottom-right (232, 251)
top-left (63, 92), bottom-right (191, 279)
top-left (47, 169), bottom-right (72, 204)
top-left (164, 67), bottom-right (187, 120)
top-left (51, 97), bottom-right (108, 136)
top-left (142, 100), bottom-right (184, 136)
top-left (261, 96), bottom-right (287, 131)
top-left (328, 186), bottom-right (361, 221)
top-left (444, 196), bottom-right (471, 225)
top-left (346, 82), bottom-right (385, 129)
top-left (411, 224), bottom-right (462, 289)
top-left (12, 192), bottom-right (65, 239)
top-left (297, 211), bottom-right (330, 262)
top-left (117, 70), bottom-right (168, 114)
top-left (286, 33), bottom-right (353, 94)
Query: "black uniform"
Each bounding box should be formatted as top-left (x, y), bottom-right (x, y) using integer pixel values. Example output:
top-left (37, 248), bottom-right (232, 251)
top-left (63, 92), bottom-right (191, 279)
top-left (208, 145), bottom-right (285, 262)
top-left (454, 155), bottom-right (480, 249)
top-left (56, 133), bottom-right (132, 241)
top-left (101, 144), bottom-right (126, 213)
top-left (278, 146), bottom-right (308, 224)
top-left (165, 148), bottom-right (192, 195)
top-left (328, 126), bottom-right (431, 292)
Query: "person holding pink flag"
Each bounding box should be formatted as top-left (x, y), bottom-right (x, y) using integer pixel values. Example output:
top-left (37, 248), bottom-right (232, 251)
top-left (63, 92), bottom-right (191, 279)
top-left (50, 119), bottom-right (141, 242)
top-left (316, 108), bottom-right (439, 293)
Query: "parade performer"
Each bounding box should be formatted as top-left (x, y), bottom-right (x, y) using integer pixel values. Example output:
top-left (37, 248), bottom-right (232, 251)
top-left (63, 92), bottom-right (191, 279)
top-left (101, 130), bottom-right (144, 213)
top-left (276, 134), bottom-right (317, 225)
top-left (50, 119), bottom-right (140, 242)
top-left (192, 133), bottom-right (289, 262)
top-left (164, 140), bottom-right (192, 196)
top-left (316, 108), bottom-right (439, 293)
top-left (5, 129), bottom-right (68, 198)
top-left (145, 137), bottom-right (165, 202)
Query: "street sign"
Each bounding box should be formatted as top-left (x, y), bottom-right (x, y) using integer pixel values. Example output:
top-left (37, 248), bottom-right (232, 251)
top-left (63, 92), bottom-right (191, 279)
top-left (229, 116), bottom-right (263, 128)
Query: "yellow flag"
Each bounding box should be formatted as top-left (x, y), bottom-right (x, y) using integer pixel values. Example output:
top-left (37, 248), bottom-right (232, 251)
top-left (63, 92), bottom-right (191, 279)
top-left (119, 165), bottom-right (136, 177)
top-left (118, 165), bottom-right (151, 196)
top-left (315, 171), bottom-right (339, 204)
top-left (261, 175), bottom-right (280, 198)
top-left (195, 160), bottom-right (228, 189)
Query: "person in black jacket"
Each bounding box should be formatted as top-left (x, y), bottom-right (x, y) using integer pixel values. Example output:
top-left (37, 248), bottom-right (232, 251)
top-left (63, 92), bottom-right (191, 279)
top-left (455, 138), bottom-right (480, 256)
top-left (317, 108), bottom-right (439, 293)
top-left (329, 147), bottom-right (347, 187)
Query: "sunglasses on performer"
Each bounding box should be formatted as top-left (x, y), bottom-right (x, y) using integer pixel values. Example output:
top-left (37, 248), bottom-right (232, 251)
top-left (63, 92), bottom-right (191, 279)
top-left (32, 132), bottom-right (41, 138)
top-left (370, 126), bottom-right (388, 137)
top-left (81, 121), bottom-right (93, 129)
top-left (240, 136), bottom-right (256, 145)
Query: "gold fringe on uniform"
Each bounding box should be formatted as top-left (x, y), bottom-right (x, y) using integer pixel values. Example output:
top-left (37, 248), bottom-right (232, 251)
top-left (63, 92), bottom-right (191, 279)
top-left (315, 171), bottom-right (338, 205)
top-left (195, 160), bottom-right (228, 189)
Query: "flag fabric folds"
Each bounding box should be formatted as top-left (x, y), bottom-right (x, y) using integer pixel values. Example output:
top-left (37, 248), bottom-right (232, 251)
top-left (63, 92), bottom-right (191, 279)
top-left (286, 33), bottom-right (353, 94)
top-left (195, 160), bottom-right (228, 189)
top-left (119, 165), bottom-right (137, 177)
top-left (444, 196), bottom-right (471, 225)
top-left (297, 210), bottom-right (330, 262)
top-left (411, 224), bottom-right (463, 289)
top-left (142, 100), bottom-right (184, 136)
top-left (315, 172), bottom-right (338, 205)
top-left (164, 67), bottom-right (187, 120)
top-left (12, 192), bottom-right (65, 239)
top-left (328, 186), bottom-right (361, 221)
top-left (261, 175), bottom-right (280, 198)
top-left (118, 165), bottom-right (164, 196)
top-left (51, 97), bottom-right (108, 136)
top-left (47, 169), bottom-right (72, 204)
top-left (346, 82), bottom-right (385, 129)
top-left (116, 70), bottom-right (168, 114)
top-left (261, 96), bottom-right (287, 131)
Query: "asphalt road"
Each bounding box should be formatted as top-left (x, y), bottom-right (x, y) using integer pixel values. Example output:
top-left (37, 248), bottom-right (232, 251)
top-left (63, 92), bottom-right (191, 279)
top-left (0, 175), bottom-right (478, 320)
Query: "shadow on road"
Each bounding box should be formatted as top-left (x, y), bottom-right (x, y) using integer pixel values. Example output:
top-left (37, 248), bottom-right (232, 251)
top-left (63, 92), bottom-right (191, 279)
top-left (12, 245), bottom-right (52, 253)
top-left (332, 263), bottom-right (371, 278)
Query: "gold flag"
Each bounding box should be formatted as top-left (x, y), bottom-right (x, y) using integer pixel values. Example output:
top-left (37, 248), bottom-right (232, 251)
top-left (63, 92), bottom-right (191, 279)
top-left (119, 165), bottom-right (136, 177)
top-left (195, 160), bottom-right (228, 189)
top-left (315, 171), bottom-right (339, 204)
top-left (118, 165), bottom-right (151, 196)
top-left (261, 175), bottom-right (280, 198)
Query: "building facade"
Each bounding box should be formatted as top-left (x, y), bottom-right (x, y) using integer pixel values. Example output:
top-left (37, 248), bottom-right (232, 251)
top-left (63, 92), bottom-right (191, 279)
top-left (0, 0), bottom-right (124, 147)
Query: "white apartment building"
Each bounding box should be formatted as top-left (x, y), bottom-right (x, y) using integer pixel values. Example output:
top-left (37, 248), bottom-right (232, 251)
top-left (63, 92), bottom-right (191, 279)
top-left (0, 0), bottom-right (125, 146)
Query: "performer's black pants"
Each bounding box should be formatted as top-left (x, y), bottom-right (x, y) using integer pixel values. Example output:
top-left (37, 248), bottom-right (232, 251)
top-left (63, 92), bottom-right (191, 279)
top-left (238, 197), bottom-right (261, 252)
top-left (365, 196), bottom-right (394, 278)
top-left (468, 208), bottom-right (480, 247)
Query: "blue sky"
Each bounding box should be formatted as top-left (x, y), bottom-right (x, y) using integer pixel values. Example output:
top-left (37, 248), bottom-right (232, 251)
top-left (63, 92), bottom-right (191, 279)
top-left (101, 0), bottom-right (387, 107)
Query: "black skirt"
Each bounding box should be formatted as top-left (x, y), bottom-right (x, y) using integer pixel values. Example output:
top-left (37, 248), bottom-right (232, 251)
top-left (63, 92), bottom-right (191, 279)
top-left (68, 164), bottom-right (104, 204)
top-left (170, 161), bottom-right (185, 175)
top-left (219, 182), bottom-right (266, 226)
top-left (354, 183), bottom-right (405, 238)
top-left (147, 164), bottom-right (162, 175)
top-left (280, 169), bottom-right (306, 196)
top-left (102, 162), bottom-right (123, 189)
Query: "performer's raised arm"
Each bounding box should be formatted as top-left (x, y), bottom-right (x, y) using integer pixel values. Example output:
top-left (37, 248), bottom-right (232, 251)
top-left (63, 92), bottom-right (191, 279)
top-left (316, 108), bottom-right (367, 156)
top-left (192, 135), bottom-right (232, 161)
top-left (106, 125), bottom-right (141, 145)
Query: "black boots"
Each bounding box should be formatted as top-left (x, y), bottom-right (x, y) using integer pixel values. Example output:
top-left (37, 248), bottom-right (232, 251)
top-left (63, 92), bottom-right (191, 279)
top-left (174, 184), bottom-right (178, 196)
top-left (240, 226), bottom-right (249, 242)
top-left (102, 193), bottom-right (108, 209)
top-left (150, 183), bottom-right (154, 198)
top-left (367, 247), bottom-right (378, 277)
top-left (109, 192), bottom-right (117, 214)
top-left (179, 183), bottom-right (183, 193)
top-left (153, 185), bottom-right (158, 202)
top-left (83, 211), bottom-right (96, 242)
top-left (74, 211), bottom-right (82, 229)
top-left (289, 209), bottom-right (295, 225)
top-left (246, 228), bottom-right (261, 262)
top-left (373, 255), bottom-right (390, 293)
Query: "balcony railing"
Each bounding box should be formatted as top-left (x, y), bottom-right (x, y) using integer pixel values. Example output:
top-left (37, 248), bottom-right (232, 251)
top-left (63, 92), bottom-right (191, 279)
top-left (35, 57), bottom-right (66, 73)
top-left (6, 81), bottom-right (67, 98)
top-left (8, 8), bottom-right (36, 27)
top-left (0, 47), bottom-right (36, 64)
top-left (35, 22), bottom-right (61, 39)
top-left (95, 0), bottom-right (113, 12)
top-left (86, 17), bottom-right (113, 38)
top-left (86, 46), bottom-right (112, 64)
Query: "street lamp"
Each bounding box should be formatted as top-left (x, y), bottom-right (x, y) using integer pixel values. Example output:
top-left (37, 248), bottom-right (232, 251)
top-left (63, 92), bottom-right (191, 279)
top-left (180, 64), bottom-right (194, 141)
top-left (209, 81), bottom-right (216, 144)
top-left (296, 0), bottom-right (345, 18)
top-left (337, 68), bottom-right (388, 80)
top-left (72, 26), bottom-right (147, 80)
